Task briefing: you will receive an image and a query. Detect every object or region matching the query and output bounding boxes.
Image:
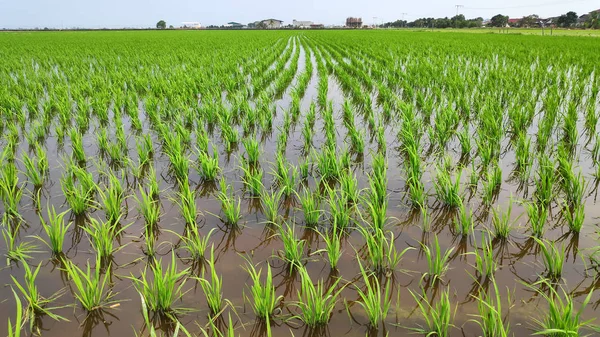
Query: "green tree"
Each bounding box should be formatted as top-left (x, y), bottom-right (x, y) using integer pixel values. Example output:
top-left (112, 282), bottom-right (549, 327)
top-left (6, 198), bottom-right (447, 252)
top-left (586, 11), bottom-right (600, 29)
top-left (557, 11), bottom-right (578, 27)
top-left (156, 20), bottom-right (166, 29)
top-left (490, 14), bottom-right (509, 27)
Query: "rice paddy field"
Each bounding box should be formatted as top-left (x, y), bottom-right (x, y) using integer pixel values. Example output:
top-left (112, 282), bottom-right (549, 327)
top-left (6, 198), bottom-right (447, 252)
top-left (1, 30), bottom-right (600, 337)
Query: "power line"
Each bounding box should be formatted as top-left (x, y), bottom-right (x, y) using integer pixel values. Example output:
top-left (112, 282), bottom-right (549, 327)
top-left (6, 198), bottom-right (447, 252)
top-left (463, 0), bottom-right (595, 11)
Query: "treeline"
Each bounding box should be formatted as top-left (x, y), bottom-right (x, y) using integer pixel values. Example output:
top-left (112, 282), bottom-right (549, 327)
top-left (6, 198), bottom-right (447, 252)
top-left (382, 9), bottom-right (599, 29)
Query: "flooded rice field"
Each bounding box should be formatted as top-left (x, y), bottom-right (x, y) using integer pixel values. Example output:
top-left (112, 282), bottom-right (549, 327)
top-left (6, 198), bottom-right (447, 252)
top-left (0, 30), bottom-right (600, 336)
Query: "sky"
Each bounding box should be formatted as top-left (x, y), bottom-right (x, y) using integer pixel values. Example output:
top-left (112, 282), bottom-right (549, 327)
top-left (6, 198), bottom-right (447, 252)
top-left (0, 0), bottom-right (598, 29)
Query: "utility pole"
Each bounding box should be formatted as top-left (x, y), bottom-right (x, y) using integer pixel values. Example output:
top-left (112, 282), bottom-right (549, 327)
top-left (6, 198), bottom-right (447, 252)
top-left (373, 16), bottom-right (378, 28)
top-left (401, 13), bottom-right (407, 28)
top-left (455, 4), bottom-right (463, 16)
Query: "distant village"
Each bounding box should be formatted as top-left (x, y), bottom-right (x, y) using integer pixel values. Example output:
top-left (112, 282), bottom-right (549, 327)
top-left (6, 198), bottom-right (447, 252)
top-left (176, 18), bottom-right (355, 30)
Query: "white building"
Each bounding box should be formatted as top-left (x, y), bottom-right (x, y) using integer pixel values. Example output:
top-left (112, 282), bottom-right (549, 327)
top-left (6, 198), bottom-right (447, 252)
top-left (181, 22), bottom-right (202, 29)
top-left (293, 20), bottom-right (313, 28)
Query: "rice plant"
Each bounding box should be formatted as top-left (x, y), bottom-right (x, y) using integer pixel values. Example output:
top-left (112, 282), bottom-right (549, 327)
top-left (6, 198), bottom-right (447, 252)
top-left (470, 277), bottom-right (512, 337)
top-left (178, 228), bottom-right (215, 261)
top-left (174, 179), bottom-right (199, 227)
top-left (298, 188), bottom-right (321, 227)
top-left (526, 202), bottom-right (548, 238)
top-left (490, 198), bottom-right (517, 240)
top-left (454, 200), bottom-right (474, 236)
top-left (278, 222), bottom-right (305, 272)
top-left (317, 222), bottom-right (343, 270)
top-left (357, 225), bottom-right (412, 275)
top-left (11, 262), bottom-right (67, 330)
top-left (353, 260), bottom-right (392, 328)
top-left (421, 235), bottom-right (454, 284)
top-left (134, 185), bottom-right (161, 229)
top-left (530, 279), bottom-right (596, 337)
top-left (0, 163), bottom-right (23, 219)
top-left (217, 177), bottom-right (241, 226)
top-left (131, 253), bottom-right (191, 317)
top-left (196, 247), bottom-right (228, 316)
top-left (242, 257), bottom-right (283, 323)
top-left (7, 289), bottom-right (24, 337)
top-left (82, 217), bottom-right (129, 261)
top-left (292, 265), bottom-right (344, 327)
top-left (563, 203), bottom-right (584, 233)
top-left (409, 287), bottom-right (455, 337)
top-left (3, 224), bottom-right (37, 265)
top-left (533, 238), bottom-right (564, 281)
top-left (197, 147), bottom-right (220, 181)
top-left (240, 162), bottom-right (263, 197)
top-left (472, 235), bottom-right (497, 278)
top-left (434, 165), bottom-right (462, 208)
top-left (63, 255), bottom-right (120, 312)
top-left (261, 188), bottom-right (282, 225)
top-left (36, 206), bottom-right (72, 255)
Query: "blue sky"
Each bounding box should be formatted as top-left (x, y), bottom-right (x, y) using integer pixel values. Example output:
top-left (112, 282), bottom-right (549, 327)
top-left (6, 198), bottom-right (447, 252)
top-left (0, 0), bottom-right (598, 29)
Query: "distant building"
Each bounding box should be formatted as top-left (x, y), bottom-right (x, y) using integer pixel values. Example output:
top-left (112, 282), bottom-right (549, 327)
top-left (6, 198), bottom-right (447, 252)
top-left (310, 24), bottom-right (325, 29)
top-left (261, 19), bottom-right (283, 28)
top-left (346, 17), bottom-right (363, 28)
top-left (225, 22), bottom-right (244, 28)
top-left (293, 20), bottom-right (313, 28)
top-left (181, 22), bottom-right (202, 29)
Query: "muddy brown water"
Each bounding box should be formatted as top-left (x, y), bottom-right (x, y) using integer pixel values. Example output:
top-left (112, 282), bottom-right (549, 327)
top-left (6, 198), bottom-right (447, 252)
top-left (1, 36), bottom-right (600, 337)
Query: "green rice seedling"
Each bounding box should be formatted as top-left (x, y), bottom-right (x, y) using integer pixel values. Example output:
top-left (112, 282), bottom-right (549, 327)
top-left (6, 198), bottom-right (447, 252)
top-left (2, 224), bottom-right (37, 265)
top-left (292, 265), bottom-right (344, 327)
top-left (178, 228), bottom-right (215, 261)
top-left (136, 134), bottom-right (154, 166)
top-left (533, 238), bottom-right (564, 281)
top-left (298, 188), bottom-right (321, 227)
top-left (174, 179), bottom-right (199, 227)
top-left (515, 132), bottom-right (532, 179)
top-left (243, 138), bottom-right (260, 165)
top-left (409, 287), bottom-right (455, 337)
top-left (98, 174), bottom-right (125, 226)
top-left (242, 257), bottom-right (283, 323)
top-left (131, 253), bottom-right (190, 317)
top-left (434, 165), bottom-right (462, 208)
top-left (82, 217), bottom-right (129, 261)
top-left (340, 170), bottom-right (360, 204)
top-left (261, 188), bottom-right (282, 225)
top-left (327, 188), bottom-right (352, 231)
top-left (278, 222), bottom-right (305, 272)
top-left (69, 128), bottom-right (86, 163)
top-left (354, 259), bottom-right (392, 328)
top-left (240, 163), bottom-right (263, 197)
top-left (534, 155), bottom-right (556, 207)
top-left (0, 163), bottom-right (23, 219)
top-left (363, 196), bottom-right (388, 231)
top-left (421, 235), bottom-right (454, 284)
top-left (302, 119), bottom-right (314, 150)
top-left (490, 198), bottom-right (517, 240)
top-left (472, 235), bottom-right (497, 278)
top-left (217, 178), bottom-right (241, 226)
top-left (7, 290), bottom-right (24, 337)
top-left (563, 203), bottom-right (584, 233)
top-left (454, 200), bottom-right (474, 236)
top-left (22, 152), bottom-right (46, 189)
top-left (36, 206), bottom-right (72, 255)
top-left (273, 163), bottom-right (297, 198)
top-left (315, 147), bottom-right (340, 180)
top-left (63, 255), bottom-right (119, 312)
top-left (196, 247), bottom-right (228, 316)
top-left (530, 279), bottom-right (595, 337)
top-left (197, 148), bottom-right (220, 181)
top-left (134, 186), bottom-right (161, 229)
top-left (357, 225), bottom-right (411, 275)
top-left (11, 262), bottom-right (67, 330)
top-left (143, 226), bottom-right (157, 258)
top-left (168, 151), bottom-right (190, 182)
top-left (457, 127), bottom-right (472, 157)
top-left (482, 165), bottom-right (502, 205)
top-left (60, 175), bottom-right (94, 216)
top-left (317, 222), bottom-right (343, 270)
top-left (526, 202), bottom-right (548, 238)
top-left (148, 166), bottom-right (160, 199)
top-left (470, 277), bottom-right (512, 337)
top-left (299, 159), bottom-right (310, 181)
